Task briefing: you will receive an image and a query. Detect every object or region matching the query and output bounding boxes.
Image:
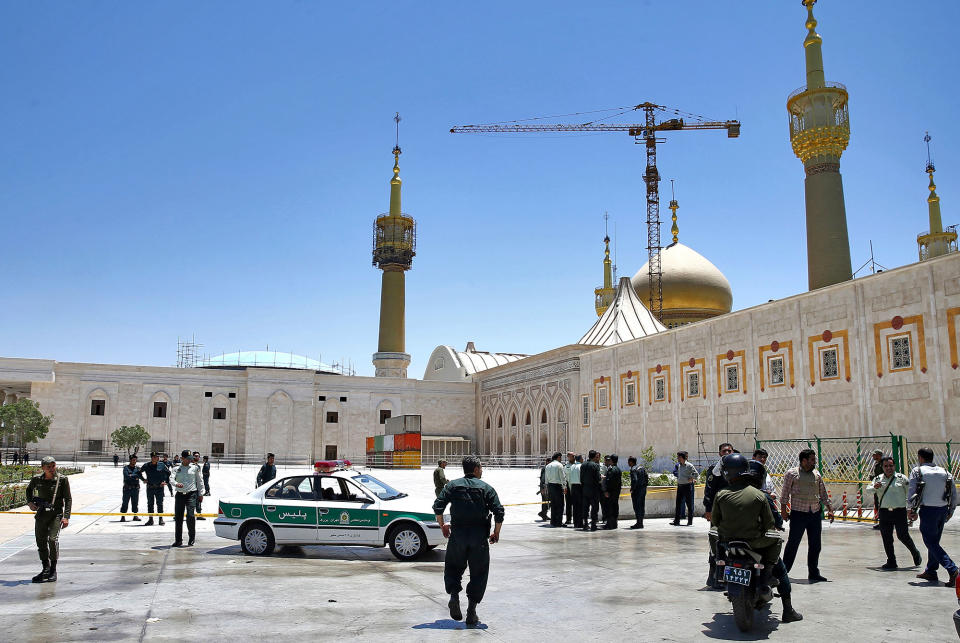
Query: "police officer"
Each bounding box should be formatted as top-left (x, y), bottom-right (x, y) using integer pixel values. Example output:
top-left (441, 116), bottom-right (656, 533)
top-left (160, 454), bottom-right (174, 496)
top-left (141, 451), bottom-right (171, 526)
top-left (26, 456), bottom-right (72, 583)
top-left (171, 450), bottom-right (205, 547)
top-left (434, 458), bottom-right (448, 497)
top-left (193, 451), bottom-right (207, 520)
top-left (580, 450), bottom-right (603, 531)
top-left (256, 453), bottom-right (277, 488)
top-left (120, 454), bottom-right (142, 522)
top-left (703, 442), bottom-right (734, 587)
top-left (433, 455), bottom-right (505, 626)
top-left (202, 455), bottom-right (211, 496)
top-left (711, 454), bottom-right (802, 623)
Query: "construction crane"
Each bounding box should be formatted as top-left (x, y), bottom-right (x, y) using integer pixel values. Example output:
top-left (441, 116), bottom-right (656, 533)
top-left (450, 102), bottom-right (740, 321)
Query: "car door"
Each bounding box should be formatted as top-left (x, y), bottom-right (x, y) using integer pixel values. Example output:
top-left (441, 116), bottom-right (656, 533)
top-left (315, 477), bottom-right (380, 545)
top-left (261, 476), bottom-right (319, 543)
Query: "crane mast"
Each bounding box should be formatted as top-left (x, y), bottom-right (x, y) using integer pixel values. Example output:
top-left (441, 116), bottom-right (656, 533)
top-left (451, 102), bottom-right (740, 321)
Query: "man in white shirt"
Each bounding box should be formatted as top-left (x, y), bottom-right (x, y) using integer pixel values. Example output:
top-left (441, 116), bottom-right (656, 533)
top-left (170, 450), bottom-right (206, 547)
top-left (909, 447), bottom-right (957, 587)
top-left (544, 452), bottom-right (567, 527)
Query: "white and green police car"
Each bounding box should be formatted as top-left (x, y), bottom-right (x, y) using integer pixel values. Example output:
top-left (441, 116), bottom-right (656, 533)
top-left (214, 462), bottom-right (444, 560)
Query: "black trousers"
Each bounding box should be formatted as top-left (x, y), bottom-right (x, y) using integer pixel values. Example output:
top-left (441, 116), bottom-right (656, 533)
top-left (174, 491), bottom-right (197, 543)
top-left (604, 491), bottom-right (620, 527)
top-left (548, 483), bottom-right (564, 526)
top-left (444, 528), bottom-right (490, 603)
top-left (783, 509), bottom-right (822, 575)
top-left (570, 484), bottom-right (583, 528)
top-left (203, 475), bottom-right (210, 494)
top-left (582, 492), bottom-right (600, 528)
top-left (674, 483), bottom-right (694, 523)
top-left (564, 486), bottom-right (573, 523)
top-left (146, 486), bottom-right (165, 514)
top-left (879, 507), bottom-right (920, 563)
top-left (631, 490), bottom-right (646, 524)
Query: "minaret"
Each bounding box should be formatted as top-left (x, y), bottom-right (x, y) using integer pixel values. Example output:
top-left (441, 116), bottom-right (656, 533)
top-left (917, 132), bottom-right (957, 261)
top-left (787, 0), bottom-right (853, 290)
top-left (668, 179), bottom-right (679, 245)
top-left (594, 214), bottom-right (615, 316)
top-left (372, 113), bottom-right (416, 377)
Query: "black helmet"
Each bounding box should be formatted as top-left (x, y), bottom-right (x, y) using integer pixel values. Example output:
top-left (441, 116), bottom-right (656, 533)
top-left (721, 453), bottom-right (750, 483)
top-left (746, 460), bottom-right (766, 488)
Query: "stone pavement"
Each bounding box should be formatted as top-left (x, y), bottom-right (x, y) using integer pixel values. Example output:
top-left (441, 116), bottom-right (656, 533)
top-left (0, 464), bottom-right (957, 641)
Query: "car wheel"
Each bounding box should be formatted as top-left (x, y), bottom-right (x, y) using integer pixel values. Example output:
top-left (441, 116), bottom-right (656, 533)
top-left (388, 523), bottom-right (426, 561)
top-left (240, 522), bottom-right (275, 556)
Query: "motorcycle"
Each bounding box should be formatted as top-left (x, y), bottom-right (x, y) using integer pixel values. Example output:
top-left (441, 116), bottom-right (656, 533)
top-left (715, 537), bottom-right (777, 632)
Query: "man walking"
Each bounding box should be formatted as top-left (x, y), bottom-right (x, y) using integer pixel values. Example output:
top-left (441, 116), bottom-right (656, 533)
top-left (171, 450), bottom-right (205, 547)
top-left (563, 452), bottom-right (576, 525)
top-left (141, 451), bottom-right (171, 526)
top-left (201, 455), bottom-right (211, 496)
top-left (671, 451), bottom-right (697, 526)
top-left (544, 452), bottom-right (567, 527)
top-left (120, 454), bottom-right (142, 522)
top-left (568, 454), bottom-right (583, 529)
top-left (433, 459), bottom-right (448, 497)
top-left (256, 453), bottom-right (276, 488)
top-left (580, 450), bottom-right (602, 531)
top-left (26, 456), bottom-right (71, 583)
top-left (780, 448), bottom-right (834, 582)
top-left (909, 447), bottom-right (958, 587)
top-left (628, 456), bottom-right (648, 529)
top-left (703, 443), bottom-right (734, 586)
top-left (433, 455), bottom-right (505, 626)
top-left (864, 456), bottom-right (922, 570)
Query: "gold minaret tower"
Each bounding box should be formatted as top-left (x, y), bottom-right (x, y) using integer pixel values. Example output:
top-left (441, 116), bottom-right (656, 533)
top-left (917, 132), bottom-right (957, 261)
top-left (594, 214), bottom-right (615, 317)
top-left (372, 113), bottom-right (416, 377)
top-left (787, 0), bottom-right (852, 290)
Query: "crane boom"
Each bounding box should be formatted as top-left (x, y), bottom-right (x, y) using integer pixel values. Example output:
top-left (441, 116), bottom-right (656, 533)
top-left (450, 102), bottom-right (740, 321)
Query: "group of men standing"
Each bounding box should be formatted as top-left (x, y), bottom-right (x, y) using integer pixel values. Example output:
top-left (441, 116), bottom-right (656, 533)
top-left (117, 449), bottom-right (212, 547)
top-left (537, 451), bottom-right (649, 531)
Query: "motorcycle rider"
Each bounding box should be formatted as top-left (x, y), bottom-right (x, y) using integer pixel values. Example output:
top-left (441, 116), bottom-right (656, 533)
top-left (712, 453), bottom-right (802, 624)
top-left (703, 442), bottom-right (734, 588)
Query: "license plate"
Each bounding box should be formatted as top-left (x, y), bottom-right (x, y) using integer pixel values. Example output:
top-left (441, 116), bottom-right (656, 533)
top-left (723, 566), bottom-right (752, 586)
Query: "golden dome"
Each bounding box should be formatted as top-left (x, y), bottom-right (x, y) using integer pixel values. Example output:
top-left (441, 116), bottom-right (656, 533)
top-left (631, 242), bottom-right (733, 327)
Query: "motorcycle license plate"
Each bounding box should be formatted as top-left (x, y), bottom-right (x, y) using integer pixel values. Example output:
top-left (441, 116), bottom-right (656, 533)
top-left (723, 566), bottom-right (752, 586)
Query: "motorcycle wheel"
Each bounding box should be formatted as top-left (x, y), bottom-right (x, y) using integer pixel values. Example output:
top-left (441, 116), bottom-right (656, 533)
top-left (731, 593), bottom-right (755, 632)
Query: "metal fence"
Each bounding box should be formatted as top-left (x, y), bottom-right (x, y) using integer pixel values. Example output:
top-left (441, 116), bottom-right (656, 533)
top-left (755, 436), bottom-right (957, 524)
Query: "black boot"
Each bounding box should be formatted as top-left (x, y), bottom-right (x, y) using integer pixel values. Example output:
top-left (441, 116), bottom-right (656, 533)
top-left (144, 518), bottom-right (154, 526)
top-left (465, 600), bottom-right (479, 626)
top-left (448, 593), bottom-right (462, 621)
top-left (159, 517), bottom-right (165, 526)
top-left (120, 516), bottom-right (126, 522)
top-left (32, 560), bottom-right (50, 583)
top-left (45, 561), bottom-right (57, 583)
top-left (781, 596), bottom-right (803, 623)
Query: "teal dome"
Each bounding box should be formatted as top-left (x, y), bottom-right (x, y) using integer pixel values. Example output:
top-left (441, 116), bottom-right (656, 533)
top-left (196, 351), bottom-right (338, 374)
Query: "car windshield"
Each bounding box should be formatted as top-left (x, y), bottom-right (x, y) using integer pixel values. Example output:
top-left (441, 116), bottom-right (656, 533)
top-left (352, 474), bottom-right (405, 500)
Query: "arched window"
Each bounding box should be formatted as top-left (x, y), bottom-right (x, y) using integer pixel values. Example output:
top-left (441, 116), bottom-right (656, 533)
top-left (540, 409), bottom-right (547, 424)
top-left (484, 417), bottom-right (490, 430)
top-left (510, 413), bottom-right (517, 427)
top-left (497, 416), bottom-right (503, 429)
top-left (524, 411), bottom-right (531, 425)
top-left (433, 357), bottom-right (445, 370)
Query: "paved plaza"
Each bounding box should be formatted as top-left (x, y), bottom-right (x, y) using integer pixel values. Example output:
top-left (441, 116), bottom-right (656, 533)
top-left (0, 464), bottom-right (957, 641)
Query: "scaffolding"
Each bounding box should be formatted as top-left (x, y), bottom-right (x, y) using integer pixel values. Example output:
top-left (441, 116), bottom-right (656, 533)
top-left (176, 336), bottom-right (202, 368)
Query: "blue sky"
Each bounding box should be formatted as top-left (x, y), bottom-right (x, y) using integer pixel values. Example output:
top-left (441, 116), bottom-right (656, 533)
top-left (1, 1), bottom-right (957, 377)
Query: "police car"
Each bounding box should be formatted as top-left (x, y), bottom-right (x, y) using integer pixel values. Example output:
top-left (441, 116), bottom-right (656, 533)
top-left (214, 460), bottom-right (445, 560)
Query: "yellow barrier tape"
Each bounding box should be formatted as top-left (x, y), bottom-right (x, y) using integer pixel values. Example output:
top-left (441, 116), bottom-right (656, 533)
top-left (503, 484), bottom-right (703, 507)
top-left (0, 511), bottom-right (218, 518)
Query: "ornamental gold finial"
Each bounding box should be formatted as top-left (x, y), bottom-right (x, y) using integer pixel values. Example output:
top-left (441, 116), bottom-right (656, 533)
top-left (392, 112), bottom-right (402, 181)
top-left (669, 179), bottom-right (679, 243)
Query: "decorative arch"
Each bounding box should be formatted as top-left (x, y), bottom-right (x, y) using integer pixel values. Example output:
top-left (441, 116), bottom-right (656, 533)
top-left (556, 402), bottom-right (569, 453)
top-left (538, 405), bottom-right (549, 456)
top-left (266, 390), bottom-right (294, 457)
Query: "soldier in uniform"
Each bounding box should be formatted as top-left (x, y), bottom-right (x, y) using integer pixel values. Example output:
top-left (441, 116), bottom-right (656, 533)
top-left (712, 453), bottom-right (802, 623)
top-left (202, 455), bottom-right (211, 496)
top-left (602, 454), bottom-right (622, 529)
top-left (256, 453), bottom-right (277, 488)
top-left (433, 455), bottom-right (505, 626)
top-left (141, 451), bottom-right (171, 526)
top-left (120, 454), bottom-right (142, 522)
top-left (170, 450), bottom-right (205, 547)
top-left (26, 456), bottom-right (71, 583)
top-left (433, 458), bottom-right (448, 497)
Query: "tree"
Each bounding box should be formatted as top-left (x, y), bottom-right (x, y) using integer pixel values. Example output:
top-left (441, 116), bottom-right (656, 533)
top-left (110, 424), bottom-right (151, 457)
top-left (640, 446), bottom-right (656, 472)
top-left (0, 398), bottom-right (53, 450)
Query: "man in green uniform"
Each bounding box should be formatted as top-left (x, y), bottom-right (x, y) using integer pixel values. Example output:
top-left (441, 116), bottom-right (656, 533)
top-left (26, 456), bottom-right (72, 583)
top-left (433, 458), bottom-right (448, 497)
top-left (712, 454), bottom-right (801, 623)
top-left (433, 455), bottom-right (505, 626)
